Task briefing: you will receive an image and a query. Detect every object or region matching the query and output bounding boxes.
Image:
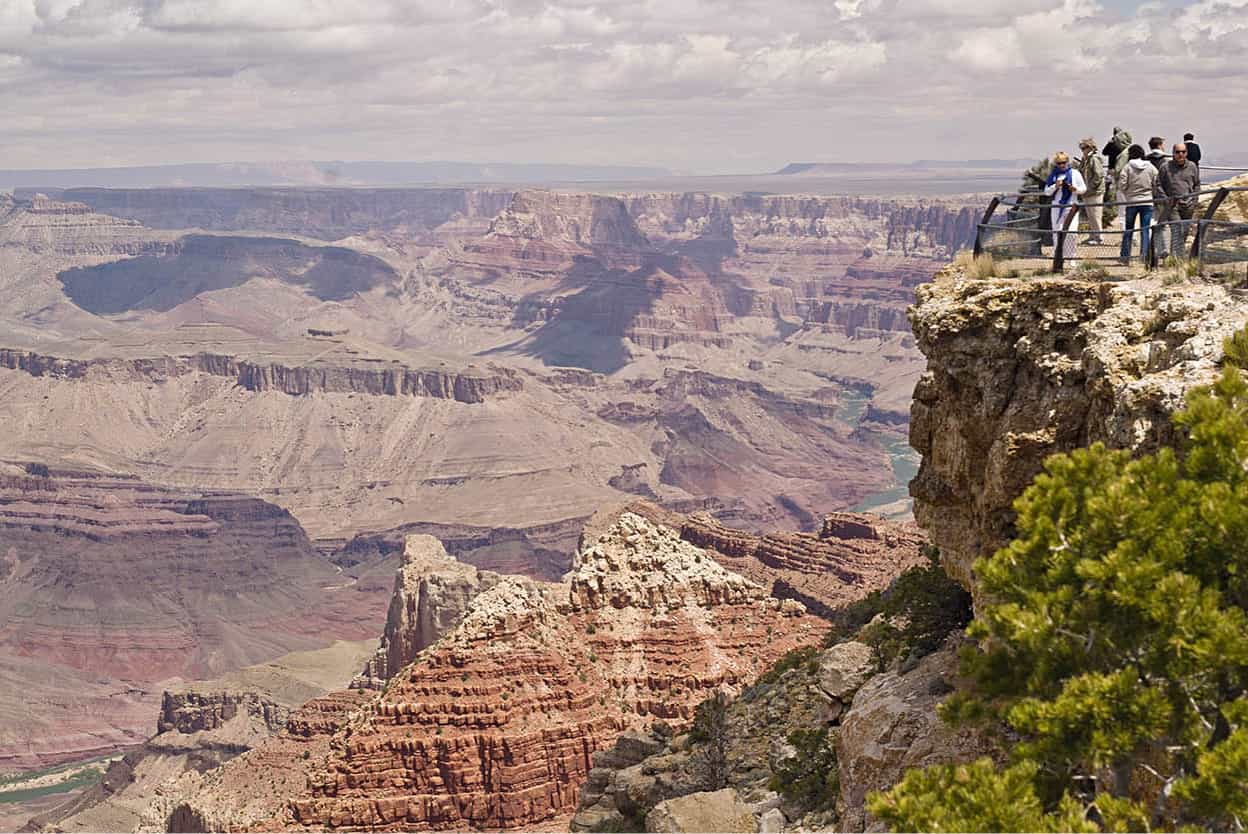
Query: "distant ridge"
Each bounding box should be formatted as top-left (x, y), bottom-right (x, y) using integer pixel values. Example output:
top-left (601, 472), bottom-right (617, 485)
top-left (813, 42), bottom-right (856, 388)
top-left (0, 160), bottom-right (674, 190)
top-left (776, 159), bottom-right (1035, 175)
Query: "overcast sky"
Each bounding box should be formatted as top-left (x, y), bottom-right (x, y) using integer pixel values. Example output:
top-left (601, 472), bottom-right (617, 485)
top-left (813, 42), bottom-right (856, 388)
top-left (2, 0), bottom-right (1245, 173)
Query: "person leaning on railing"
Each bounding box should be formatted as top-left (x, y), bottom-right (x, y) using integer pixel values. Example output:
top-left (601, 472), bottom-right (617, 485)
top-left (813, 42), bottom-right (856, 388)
top-left (1115, 144), bottom-right (1158, 264)
top-left (1157, 143), bottom-right (1201, 261)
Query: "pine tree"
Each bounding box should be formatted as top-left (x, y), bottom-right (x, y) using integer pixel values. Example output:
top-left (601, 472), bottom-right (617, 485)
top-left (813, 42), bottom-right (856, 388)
top-left (870, 332), bottom-right (1248, 832)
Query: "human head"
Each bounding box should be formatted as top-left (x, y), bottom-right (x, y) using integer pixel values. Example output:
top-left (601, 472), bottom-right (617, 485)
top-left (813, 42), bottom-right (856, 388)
top-left (1183, 132), bottom-right (1195, 141)
top-left (1149, 136), bottom-right (1165, 150)
top-left (1173, 143), bottom-right (1188, 164)
top-left (1079, 137), bottom-right (1096, 152)
top-left (1053, 151), bottom-right (1070, 168)
top-left (1128, 144), bottom-right (1145, 160)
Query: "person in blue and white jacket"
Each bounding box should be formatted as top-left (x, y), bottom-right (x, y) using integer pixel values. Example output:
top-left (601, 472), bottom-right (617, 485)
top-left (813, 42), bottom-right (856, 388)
top-left (1043, 151), bottom-right (1087, 259)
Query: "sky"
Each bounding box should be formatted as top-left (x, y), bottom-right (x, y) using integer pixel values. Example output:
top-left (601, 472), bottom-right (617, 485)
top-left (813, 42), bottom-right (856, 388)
top-left (1, 0), bottom-right (1246, 173)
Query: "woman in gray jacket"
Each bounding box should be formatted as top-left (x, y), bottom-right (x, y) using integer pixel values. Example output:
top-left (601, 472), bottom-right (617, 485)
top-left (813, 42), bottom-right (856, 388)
top-left (1116, 144), bottom-right (1159, 263)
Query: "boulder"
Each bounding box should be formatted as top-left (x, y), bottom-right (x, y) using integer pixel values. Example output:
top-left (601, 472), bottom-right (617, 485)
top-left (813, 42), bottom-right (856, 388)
top-left (835, 642), bottom-right (996, 832)
top-left (758, 807), bottom-right (786, 833)
top-left (816, 641), bottom-right (875, 701)
top-left (645, 788), bottom-right (757, 833)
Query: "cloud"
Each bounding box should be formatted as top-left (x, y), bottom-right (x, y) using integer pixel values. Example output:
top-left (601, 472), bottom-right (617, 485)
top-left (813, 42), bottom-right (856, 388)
top-left (0, 0), bottom-right (1243, 171)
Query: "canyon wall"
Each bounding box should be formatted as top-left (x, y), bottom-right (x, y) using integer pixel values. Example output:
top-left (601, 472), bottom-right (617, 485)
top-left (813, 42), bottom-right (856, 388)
top-left (0, 348), bottom-right (520, 404)
top-left (0, 465), bottom-right (389, 770)
top-left (60, 187), bottom-right (516, 240)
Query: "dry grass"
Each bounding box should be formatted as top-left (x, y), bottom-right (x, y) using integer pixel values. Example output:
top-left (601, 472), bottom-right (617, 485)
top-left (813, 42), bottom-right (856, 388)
top-left (953, 249), bottom-right (1000, 279)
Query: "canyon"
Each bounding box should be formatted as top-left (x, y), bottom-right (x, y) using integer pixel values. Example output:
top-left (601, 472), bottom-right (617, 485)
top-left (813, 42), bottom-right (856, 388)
top-left (1, 180), bottom-right (978, 827)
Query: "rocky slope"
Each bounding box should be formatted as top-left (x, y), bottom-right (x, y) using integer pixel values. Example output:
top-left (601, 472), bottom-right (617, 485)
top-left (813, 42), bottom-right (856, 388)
top-left (142, 514), bottom-right (826, 831)
top-left (908, 267), bottom-right (1248, 590)
top-left (605, 501), bottom-right (927, 618)
top-left (0, 463), bottom-right (389, 771)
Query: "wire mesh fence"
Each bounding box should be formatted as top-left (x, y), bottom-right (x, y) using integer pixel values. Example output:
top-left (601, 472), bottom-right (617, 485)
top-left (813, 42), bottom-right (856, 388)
top-left (974, 186), bottom-right (1248, 275)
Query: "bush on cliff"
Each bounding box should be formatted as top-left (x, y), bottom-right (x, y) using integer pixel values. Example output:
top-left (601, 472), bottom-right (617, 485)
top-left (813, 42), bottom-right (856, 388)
top-left (826, 547), bottom-right (972, 671)
top-left (768, 727), bottom-right (839, 813)
top-left (871, 341), bottom-right (1248, 832)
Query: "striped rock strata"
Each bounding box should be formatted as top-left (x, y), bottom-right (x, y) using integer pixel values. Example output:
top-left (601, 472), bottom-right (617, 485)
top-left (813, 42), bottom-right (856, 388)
top-left (152, 513), bottom-right (824, 831)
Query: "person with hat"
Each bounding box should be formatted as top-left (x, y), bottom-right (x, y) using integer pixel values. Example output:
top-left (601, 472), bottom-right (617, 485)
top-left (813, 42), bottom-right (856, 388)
top-left (1077, 138), bottom-right (1105, 245)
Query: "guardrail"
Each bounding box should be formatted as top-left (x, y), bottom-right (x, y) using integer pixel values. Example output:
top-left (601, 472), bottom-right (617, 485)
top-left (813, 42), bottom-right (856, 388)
top-left (974, 186), bottom-right (1248, 273)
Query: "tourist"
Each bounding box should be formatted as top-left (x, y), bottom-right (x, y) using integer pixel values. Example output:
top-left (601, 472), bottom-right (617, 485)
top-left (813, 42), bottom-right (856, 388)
top-left (1077, 138), bottom-right (1105, 244)
top-left (1043, 152), bottom-right (1086, 260)
top-left (1148, 136), bottom-right (1169, 253)
top-left (1157, 142), bottom-right (1202, 261)
top-left (1147, 136), bottom-right (1168, 169)
top-left (1115, 145), bottom-right (1157, 263)
top-left (1101, 126), bottom-right (1132, 226)
top-left (1184, 132), bottom-right (1202, 166)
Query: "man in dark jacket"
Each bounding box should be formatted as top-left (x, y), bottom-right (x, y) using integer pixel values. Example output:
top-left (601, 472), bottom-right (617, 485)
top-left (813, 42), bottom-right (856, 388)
top-left (1183, 133), bottom-right (1202, 166)
top-left (1157, 143), bottom-right (1201, 260)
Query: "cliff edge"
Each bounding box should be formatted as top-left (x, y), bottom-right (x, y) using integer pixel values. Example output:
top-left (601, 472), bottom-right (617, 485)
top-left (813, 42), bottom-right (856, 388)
top-left (908, 266), bottom-right (1248, 591)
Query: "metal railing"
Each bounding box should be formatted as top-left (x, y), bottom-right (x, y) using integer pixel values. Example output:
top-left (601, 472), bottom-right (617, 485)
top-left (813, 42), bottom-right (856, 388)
top-left (974, 186), bottom-right (1248, 273)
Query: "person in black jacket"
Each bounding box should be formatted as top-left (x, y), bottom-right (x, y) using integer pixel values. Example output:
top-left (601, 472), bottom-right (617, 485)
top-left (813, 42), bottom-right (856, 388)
top-left (1183, 133), bottom-right (1202, 166)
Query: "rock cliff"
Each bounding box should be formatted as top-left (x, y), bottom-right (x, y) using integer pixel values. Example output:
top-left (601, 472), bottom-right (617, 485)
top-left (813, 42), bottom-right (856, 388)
top-left (908, 268), bottom-right (1248, 590)
top-left (0, 348), bottom-right (520, 404)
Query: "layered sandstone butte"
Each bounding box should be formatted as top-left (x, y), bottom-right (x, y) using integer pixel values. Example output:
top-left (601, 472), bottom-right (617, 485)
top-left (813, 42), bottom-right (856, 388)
top-left (0, 464), bottom-right (388, 770)
top-left (150, 514), bottom-right (825, 832)
top-left (908, 266), bottom-right (1248, 591)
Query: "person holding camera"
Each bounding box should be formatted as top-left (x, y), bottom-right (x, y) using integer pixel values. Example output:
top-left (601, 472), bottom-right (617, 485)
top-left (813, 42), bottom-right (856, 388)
top-left (1043, 152), bottom-right (1087, 260)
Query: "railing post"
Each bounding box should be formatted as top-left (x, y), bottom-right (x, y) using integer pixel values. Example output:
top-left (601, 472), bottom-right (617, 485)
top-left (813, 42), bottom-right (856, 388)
top-left (1053, 201), bottom-right (1079, 273)
top-left (973, 196), bottom-right (1001, 257)
top-left (1191, 186), bottom-right (1229, 262)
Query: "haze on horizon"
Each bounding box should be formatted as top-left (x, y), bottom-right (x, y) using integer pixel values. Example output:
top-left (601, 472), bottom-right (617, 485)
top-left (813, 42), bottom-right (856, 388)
top-left (1, 0), bottom-right (1245, 175)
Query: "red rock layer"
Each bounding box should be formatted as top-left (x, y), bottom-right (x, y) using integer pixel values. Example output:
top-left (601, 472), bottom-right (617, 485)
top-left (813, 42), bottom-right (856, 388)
top-left (191, 514), bottom-right (825, 832)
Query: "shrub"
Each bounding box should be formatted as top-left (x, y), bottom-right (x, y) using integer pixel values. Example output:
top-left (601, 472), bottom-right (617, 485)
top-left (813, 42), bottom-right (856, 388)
top-left (826, 547), bottom-right (972, 670)
top-left (768, 728), bottom-right (839, 812)
top-left (689, 691), bottom-right (730, 790)
top-left (753, 645), bottom-right (821, 688)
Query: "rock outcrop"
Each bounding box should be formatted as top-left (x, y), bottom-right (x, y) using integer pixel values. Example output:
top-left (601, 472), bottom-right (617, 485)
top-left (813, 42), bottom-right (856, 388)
top-left (908, 268), bottom-right (1248, 590)
top-left (353, 535), bottom-right (500, 687)
top-left (645, 788), bottom-right (758, 833)
top-left (674, 508), bottom-right (927, 617)
top-left (835, 640), bottom-right (998, 832)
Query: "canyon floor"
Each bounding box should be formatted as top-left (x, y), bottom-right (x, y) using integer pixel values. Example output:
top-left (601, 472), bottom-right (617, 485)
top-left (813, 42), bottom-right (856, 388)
top-left (0, 181), bottom-right (979, 826)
